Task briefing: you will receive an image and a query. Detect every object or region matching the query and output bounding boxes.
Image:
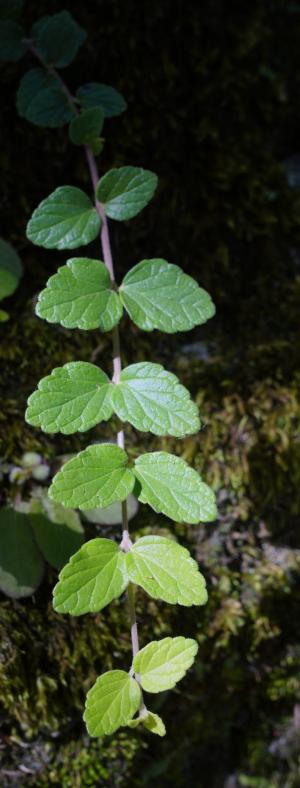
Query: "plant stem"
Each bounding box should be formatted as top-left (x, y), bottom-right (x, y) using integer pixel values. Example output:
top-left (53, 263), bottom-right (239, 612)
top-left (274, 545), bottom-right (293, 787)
top-left (28, 46), bottom-right (141, 665)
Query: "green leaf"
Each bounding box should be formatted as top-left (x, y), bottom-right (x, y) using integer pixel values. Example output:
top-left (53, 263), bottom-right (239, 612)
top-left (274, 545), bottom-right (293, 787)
top-left (31, 11), bottom-right (87, 68)
top-left (26, 187), bottom-right (100, 250)
top-left (126, 535), bottom-right (207, 606)
top-left (36, 259), bottom-right (122, 332)
top-left (0, 309), bottom-right (9, 321)
top-left (69, 107), bottom-right (104, 146)
top-left (0, 508), bottom-right (44, 598)
top-left (0, 20), bottom-right (26, 61)
top-left (84, 670), bottom-right (141, 737)
top-left (28, 492), bottom-right (84, 571)
top-left (128, 710), bottom-right (166, 737)
top-left (0, 238), bottom-right (22, 300)
top-left (49, 443), bottom-right (135, 510)
top-left (53, 538), bottom-right (127, 615)
top-left (112, 362), bottom-right (200, 437)
top-left (17, 68), bottom-right (75, 128)
top-left (134, 452), bottom-right (217, 524)
top-left (120, 259), bottom-right (216, 333)
top-left (0, 0), bottom-right (24, 21)
top-left (96, 166), bottom-right (158, 221)
top-left (133, 636), bottom-right (198, 693)
top-left (26, 362), bottom-right (113, 435)
top-left (76, 83), bottom-right (127, 117)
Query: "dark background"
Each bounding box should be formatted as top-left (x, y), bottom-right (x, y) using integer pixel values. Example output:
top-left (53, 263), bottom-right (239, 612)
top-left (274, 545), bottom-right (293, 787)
top-left (1, 1), bottom-right (300, 786)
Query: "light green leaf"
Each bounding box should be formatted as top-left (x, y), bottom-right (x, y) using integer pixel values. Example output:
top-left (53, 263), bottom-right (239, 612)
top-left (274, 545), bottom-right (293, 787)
top-left (26, 362), bottom-right (113, 434)
top-left (53, 538), bottom-right (127, 615)
top-left (26, 187), bottom-right (100, 250)
top-left (133, 636), bottom-right (198, 693)
top-left (126, 535), bottom-right (207, 606)
top-left (0, 309), bottom-right (9, 321)
top-left (128, 710), bottom-right (166, 737)
top-left (112, 362), bottom-right (200, 436)
top-left (36, 259), bottom-right (122, 332)
top-left (84, 670), bottom-right (141, 737)
top-left (96, 166), bottom-right (158, 221)
top-left (82, 494), bottom-right (138, 525)
top-left (28, 491), bottom-right (84, 571)
top-left (0, 0), bottom-right (24, 21)
top-left (0, 20), bottom-right (26, 61)
top-left (16, 68), bottom-right (75, 127)
top-left (31, 11), bottom-right (87, 68)
top-left (120, 259), bottom-right (215, 333)
top-left (49, 443), bottom-right (135, 510)
top-left (69, 107), bottom-right (104, 146)
top-left (0, 238), bottom-right (22, 300)
top-left (134, 452), bottom-right (217, 524)
top-left (0, 508), bottom-right (44, 598)
top-left (76, 83), bottom-right (127, 117)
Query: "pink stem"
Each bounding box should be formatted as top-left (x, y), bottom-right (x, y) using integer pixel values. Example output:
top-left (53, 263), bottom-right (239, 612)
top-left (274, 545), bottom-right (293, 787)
top-left (26, 46), bottom-right (141, 663)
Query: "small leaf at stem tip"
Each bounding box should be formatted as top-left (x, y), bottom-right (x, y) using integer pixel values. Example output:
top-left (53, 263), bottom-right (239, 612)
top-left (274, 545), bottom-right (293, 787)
top-left (31, 11), bottom-right (87, 68)
top-left (36, 258), bottom-right (122, 332)
top-left (16, 68), bottom-right (75, 128)
top-left (111, 361), bottom-right (200, 437)
top-left (128, 709), bottom-right (166, 736)
top-left (0, 20), bottom-right (26, 61)
top-left (69, 107), bottom-right (104, 146)
top-left (96, 166), bottom-right (158, 221)
top-left (125, 535), bottom-right (208, 606)
top-left (53, 538), bottom-right (128, 615)
top-left (133, 636), bottom-right (198, 693)
top-left (133, 451), bottom-right (218, 524)
top-left (49, 443), bottom-right (135, 510)
top-left (0, 237), bottom-right (23, 300)
top-left (84, 670), bottom-right (141, 736)
top-left (119, 258), bottom-right (216, 333)
top-left (76, 82), bottom-right (127, 117)
top-left (26, 362), bottom-right (113, 434)
top-left (26, 187), bottom-right (100, 250)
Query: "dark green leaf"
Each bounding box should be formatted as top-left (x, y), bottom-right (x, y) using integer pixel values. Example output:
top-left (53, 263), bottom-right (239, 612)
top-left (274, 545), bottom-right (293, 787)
top-left (0, 238), bottom-right (22, 300)
top-left (134, 451), bottom-right (218, 523)
top-left (69, 107), bottom-right (104, 146)
top-left (53, 538), bottom-right (127, 614)
top-left (27, 187), bottom-right (100, 250)
top-left (36, 258), bottom-right (122, 332)
top-left (76, 83), bottom-right (127, 117)
top-left (17, 68), bottom-right (75, 128)
top-left (0, 508), bottom-right (44, 598)
top-left (112, 361), bottom-right (200, 437)
top-left (49, 444), bottom-right (135, 510)
top-left (84, 671), bottom-right (141, 736)
top-left (120, 259), bottom-right (216, 333)
top-left (26, 362), bottom-right (113, 434)
top-left (29, 501), bottom-right (84, 570)
top-left (31, 11), bottom-right (87, 68)
top-left (96, 167), bottom-right (158, 221)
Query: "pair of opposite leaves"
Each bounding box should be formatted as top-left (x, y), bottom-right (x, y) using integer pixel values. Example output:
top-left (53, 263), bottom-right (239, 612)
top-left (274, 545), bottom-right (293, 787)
top-left (25, 167), bottom-right (215, 334)
top-left (84, 636), bottom-right (199, 738)
top-left (1, 8), bottom-right (127, 129)
top-left (26, 364), bottom-right (217, 521)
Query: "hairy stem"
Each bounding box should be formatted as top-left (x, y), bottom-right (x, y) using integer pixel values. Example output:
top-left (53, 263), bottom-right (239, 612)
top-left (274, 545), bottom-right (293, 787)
top-left (28, 47), bottom-right (141, 667)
